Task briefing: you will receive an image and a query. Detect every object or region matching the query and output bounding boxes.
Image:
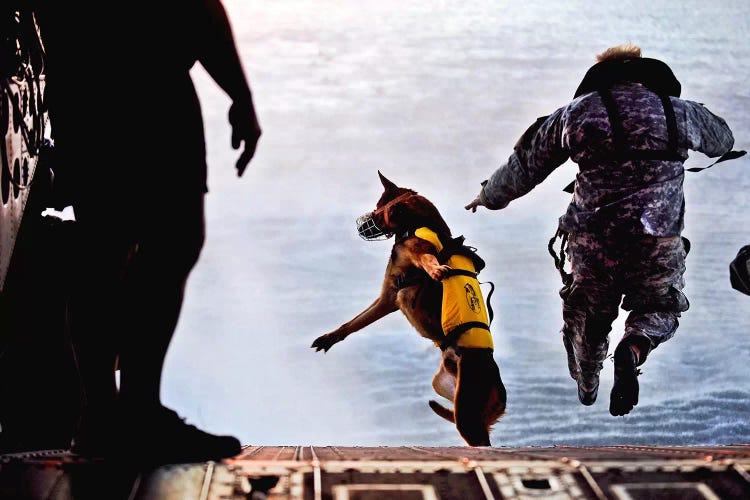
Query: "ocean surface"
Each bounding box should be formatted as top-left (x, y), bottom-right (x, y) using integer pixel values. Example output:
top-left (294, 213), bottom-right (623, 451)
top-left (162, 0), bottom-right (750, 447)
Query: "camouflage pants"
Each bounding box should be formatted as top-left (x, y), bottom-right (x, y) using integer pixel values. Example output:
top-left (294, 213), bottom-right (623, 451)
top-left (560, 231), bottom-right (689, 384)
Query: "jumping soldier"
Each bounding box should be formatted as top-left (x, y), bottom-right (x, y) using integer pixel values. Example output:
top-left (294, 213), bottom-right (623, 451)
top-left (466, 44), bottom-right (737, 416)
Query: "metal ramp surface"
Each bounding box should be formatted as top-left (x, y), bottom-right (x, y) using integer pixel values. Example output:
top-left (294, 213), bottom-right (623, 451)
top-left (1, 445), bottom-right (750, 499)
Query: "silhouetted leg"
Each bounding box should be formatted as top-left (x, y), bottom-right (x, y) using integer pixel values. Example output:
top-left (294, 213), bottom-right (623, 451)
top-left (68, 211), bottom-right (135, 453)
top-left (118, 194), bottom-right (205, 409)
top-left (114, 194), bottom-right (240, 462)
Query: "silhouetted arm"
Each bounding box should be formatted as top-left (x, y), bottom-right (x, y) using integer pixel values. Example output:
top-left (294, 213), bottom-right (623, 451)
top-left (197, 0), bottom-right (262, 176)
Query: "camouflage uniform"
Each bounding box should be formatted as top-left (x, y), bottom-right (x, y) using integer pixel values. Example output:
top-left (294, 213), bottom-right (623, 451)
top-left (560, 230), bottom-right (688, 388)
top-left (478, 81), bottom-right (735, 389)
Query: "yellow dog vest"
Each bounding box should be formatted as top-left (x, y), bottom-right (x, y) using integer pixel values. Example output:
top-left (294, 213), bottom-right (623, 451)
top-left (414, 227), bottom-right (494, 349)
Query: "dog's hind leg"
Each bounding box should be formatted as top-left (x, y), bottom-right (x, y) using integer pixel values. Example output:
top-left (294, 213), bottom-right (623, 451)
top-left (431, 363), bottom-right (457, 401)
top-left (311, 297), bottom-right (398, 352)
top-left (429, 350), bottom-right (459, 423)
top-left (454, 349), bottom-right (505, 446)
top-left (428, 400), bottom-right (455, 423)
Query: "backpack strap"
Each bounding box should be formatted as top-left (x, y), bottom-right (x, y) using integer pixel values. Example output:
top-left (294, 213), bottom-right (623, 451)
top-left (562, 91), bottom-right (745, 193)
top-left (599, 88), bottom-right (683, 162)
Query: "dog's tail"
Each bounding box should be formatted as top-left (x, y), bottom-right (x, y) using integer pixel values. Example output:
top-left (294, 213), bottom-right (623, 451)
top-left (428, 400), bottom-right (455, 423)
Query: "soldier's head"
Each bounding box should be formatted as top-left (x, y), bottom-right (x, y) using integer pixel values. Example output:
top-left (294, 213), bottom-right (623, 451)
top-left (596, 44), bottom-right (642, 63)
top-left (575, 44), bottom-right (680, 98)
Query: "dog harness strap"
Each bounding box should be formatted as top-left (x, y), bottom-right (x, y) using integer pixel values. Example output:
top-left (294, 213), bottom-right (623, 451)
top-left (397, 229), bottom-right (415, 240)
top-left (482, 279), bottom-right (495, 324)
top-left (440, 322), bottom-right (491, 351)
top-left (436, 236), bottom-right (465, 264)
top-left (443, 268), bottom-right (477, 279)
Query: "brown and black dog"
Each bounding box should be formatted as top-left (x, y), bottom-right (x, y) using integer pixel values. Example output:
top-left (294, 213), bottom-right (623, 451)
top-left (311, 172), bottom-right (506, 446)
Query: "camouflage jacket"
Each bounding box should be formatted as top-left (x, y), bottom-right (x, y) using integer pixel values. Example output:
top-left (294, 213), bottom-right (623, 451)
top-left (478, 82), bottom-right (735, 236)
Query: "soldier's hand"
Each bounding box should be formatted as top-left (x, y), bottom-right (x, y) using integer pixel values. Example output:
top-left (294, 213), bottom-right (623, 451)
top-left (229, 100), bottom-right (262, 177)
top-left (465, 196), bottom-right (484, 213)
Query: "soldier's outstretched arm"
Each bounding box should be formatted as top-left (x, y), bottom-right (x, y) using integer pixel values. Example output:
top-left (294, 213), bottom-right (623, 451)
top-left (469, 108), bottom-right (570, 212)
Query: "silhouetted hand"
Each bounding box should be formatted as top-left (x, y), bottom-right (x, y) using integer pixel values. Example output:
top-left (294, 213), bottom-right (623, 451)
top-left (465, 196), bottom-right (484, 213)
top-left (229, 100), bottom-right (262, 177)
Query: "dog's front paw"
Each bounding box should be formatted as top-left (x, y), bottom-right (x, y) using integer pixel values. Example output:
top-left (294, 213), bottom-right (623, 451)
top-left (311, 332), bottom-right (344, 353)
top-left (428, 265), bottom-right (452, 281)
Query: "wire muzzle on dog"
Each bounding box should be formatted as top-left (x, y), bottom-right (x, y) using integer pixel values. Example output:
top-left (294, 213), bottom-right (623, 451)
top-left (356, 213), bottom-right (392, 241)
top-left (356, 192), bottom-right (416, 241)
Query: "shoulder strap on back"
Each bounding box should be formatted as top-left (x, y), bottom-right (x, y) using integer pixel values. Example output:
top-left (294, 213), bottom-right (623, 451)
top-left (598, 88), bottom-right (682, 162)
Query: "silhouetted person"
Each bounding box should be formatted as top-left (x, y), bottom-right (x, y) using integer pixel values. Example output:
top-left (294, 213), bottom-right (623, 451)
top-left (466, 45), bottom-right (736, 417)
top-left (38, 0), bottom-right (261, 462)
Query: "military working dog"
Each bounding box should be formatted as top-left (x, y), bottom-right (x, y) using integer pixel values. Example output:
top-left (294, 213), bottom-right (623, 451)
top-left (311, 172), bottom-right (506, 446)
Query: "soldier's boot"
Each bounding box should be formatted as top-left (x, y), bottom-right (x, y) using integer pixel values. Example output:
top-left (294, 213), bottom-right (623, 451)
top-left (610, 341), bottom-right (640, 416)
top-left (571, 335), bottom-right (609, 406)
top-left (576, 337), bottom-right (609, 406)
top-left (576, 359), bottom-right (602, 406)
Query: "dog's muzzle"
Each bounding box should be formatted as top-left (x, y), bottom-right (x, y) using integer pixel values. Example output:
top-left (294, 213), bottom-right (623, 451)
top-left (356, 212), bottom-right (393, 241)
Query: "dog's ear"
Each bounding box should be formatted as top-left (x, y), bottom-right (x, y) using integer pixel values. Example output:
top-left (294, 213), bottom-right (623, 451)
top-left (454, 349), bottom-right (506, 447)
top-left (378, 171), bottom-right (399, 193)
